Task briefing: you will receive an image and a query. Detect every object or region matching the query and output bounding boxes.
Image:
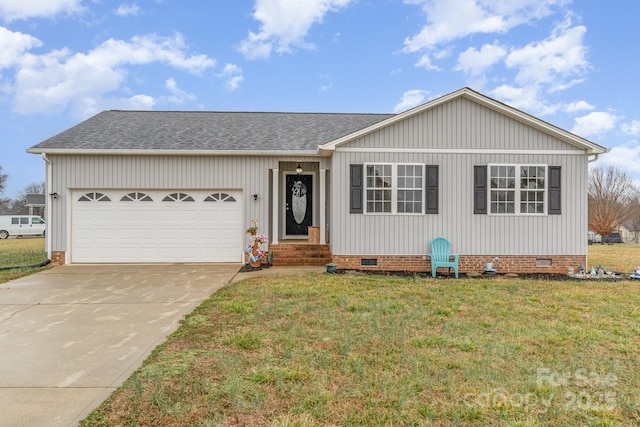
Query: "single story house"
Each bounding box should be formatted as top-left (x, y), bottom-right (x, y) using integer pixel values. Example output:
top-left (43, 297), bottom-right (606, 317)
top-left (27, 87), bottom-right (608, 274)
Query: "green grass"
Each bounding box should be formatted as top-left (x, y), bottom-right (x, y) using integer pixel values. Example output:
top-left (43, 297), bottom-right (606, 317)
top-left (81, 270), bottom-right (640, 426)
top-left (588, 243), bottom-right (640, 274)
top-left (0, 237), bottom-right (48, 283)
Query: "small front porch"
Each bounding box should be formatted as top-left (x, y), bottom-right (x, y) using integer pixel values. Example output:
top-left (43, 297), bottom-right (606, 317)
top-left (269, 241), bottom-right (332, 266)
top-left (270, 161), bottom-right (329, 246)
top-left (268, 160), bottom-right (331, 266)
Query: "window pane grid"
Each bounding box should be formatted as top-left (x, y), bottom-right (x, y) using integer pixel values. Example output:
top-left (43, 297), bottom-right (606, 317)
top-left (366, 189), bottom-right (391, 213)
top-left (398, 190), bottom-right (422, 213)
top-left (490, 165), bottom-right (546, 215)
top-left (366, 165), bottom-right (392, 188)
top-left (364, 164), bottom-right (423, 214)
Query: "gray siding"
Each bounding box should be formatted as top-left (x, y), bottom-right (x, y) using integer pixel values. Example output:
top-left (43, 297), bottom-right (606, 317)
top-left (331, 151), bottom-right (587, 256)
top-left (347, 97), bottom-right (583, 151)
top-left (48, 155), bottom-right (329, 252)
top-left (330, 96), bottom-right (591, 258)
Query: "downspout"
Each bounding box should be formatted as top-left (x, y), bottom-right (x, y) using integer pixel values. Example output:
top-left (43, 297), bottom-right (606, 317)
top-left (588, 153), bottom-right (600, 163)
top-left (42, 153), bottom-right (52, 260)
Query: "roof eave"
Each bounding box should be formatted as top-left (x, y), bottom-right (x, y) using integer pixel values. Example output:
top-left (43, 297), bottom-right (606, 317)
top-left (26, 148), bottom-right (322, 157)
top-left (460, 88), bottom-right (609, 155)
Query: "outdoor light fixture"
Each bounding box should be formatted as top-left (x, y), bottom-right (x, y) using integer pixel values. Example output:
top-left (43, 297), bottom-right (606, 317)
top-left (49, 192), bottom-right (58, 199)
top-left (296, 163), bottom-right (303, 174)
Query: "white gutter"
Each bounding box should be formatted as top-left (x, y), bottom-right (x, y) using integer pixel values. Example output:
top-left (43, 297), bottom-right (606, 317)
top-left (42, 153), bottom-right (52, 260)
top-left (588, 154), bottom-right (601, 163)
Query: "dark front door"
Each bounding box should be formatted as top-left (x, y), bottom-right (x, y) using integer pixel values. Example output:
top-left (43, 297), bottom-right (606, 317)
top-left (286, 174), bottom-right (312, 236)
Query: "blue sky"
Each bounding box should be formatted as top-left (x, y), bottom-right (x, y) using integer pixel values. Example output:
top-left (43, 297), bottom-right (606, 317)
top-left (1, 0), bottom-right (639, 198)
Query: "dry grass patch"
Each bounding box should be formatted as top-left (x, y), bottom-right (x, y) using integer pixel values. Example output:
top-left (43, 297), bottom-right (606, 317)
top-left (0, 237), bottom-right (47, 282)
top-left (83, 273), bottom-right (640, 426)
top-left (588, 243), bottom-right (640, 274)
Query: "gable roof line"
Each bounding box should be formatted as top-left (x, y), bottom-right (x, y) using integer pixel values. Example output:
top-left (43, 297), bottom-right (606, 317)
top-left (319, 87), bottom-right (609, 155)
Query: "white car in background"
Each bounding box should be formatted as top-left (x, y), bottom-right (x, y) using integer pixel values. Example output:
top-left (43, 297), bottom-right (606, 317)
top-left (0, 215), bottom-right (46, 239)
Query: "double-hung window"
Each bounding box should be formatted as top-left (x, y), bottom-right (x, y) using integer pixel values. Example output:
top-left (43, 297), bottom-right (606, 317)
top-left (489, 164), bottom-right (546, 215)
top-left (365, 163), bottom-right (423, 214)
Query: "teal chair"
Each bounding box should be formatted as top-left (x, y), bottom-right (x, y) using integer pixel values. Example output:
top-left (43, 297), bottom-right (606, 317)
top-left (427, 237), bottom-right (459, 278)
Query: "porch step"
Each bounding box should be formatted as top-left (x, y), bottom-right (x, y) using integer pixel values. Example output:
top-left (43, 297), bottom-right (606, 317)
top-left (269, 244), bottom-right (332, 266)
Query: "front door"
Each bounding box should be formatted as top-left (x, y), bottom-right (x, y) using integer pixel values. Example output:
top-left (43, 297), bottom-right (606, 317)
top-left (285, 174), bottom-right (312, 236)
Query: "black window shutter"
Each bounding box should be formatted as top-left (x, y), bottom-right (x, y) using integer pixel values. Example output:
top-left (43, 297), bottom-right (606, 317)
top-left (350, 164), bottom-right (363, 214)
top-left (548, 166), bottom-right (561, 215)
top-left (425, 165), bottom-right (439, 214)
top-left (474, 165), bottom-right (488, 214)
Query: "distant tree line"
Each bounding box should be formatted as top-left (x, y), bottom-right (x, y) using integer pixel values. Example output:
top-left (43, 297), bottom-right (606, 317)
top-left (0, 165), bottom-right (45, 217)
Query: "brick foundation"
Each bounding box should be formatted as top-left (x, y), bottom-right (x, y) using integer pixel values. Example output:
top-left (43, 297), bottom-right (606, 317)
top-left (332, 254), bottom-right (587, 275)
top-left (50, 251), bottom-right (66, 265)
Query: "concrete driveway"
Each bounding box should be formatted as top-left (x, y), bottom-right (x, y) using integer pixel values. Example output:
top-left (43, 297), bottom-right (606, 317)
top-left (0, 264), bottom-right (240, 427)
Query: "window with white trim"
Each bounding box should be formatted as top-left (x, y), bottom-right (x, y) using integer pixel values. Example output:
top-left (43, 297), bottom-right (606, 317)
top-left (489, 164), bottom-right (546, 215)
top-left (365, 163), bottom-right (423, 214)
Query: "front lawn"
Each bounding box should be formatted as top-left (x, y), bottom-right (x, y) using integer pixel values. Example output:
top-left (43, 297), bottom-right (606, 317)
top-left (0, 237), bottom-right (48, 283)
top-left (82, 272), bottom-right (640, 426)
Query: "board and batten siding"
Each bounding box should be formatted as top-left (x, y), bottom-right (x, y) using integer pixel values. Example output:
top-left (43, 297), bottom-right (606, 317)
top-left (331, 151), bottom-right (587, 256)
top-left (47, 154), bottom-right (329, 253)
top-left (346, 97), bottom-right (584, 152)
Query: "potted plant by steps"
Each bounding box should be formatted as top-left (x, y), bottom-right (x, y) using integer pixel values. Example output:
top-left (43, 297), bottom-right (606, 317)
top-left (245, 219), bottom-right (268, 268)
top-left (326, 263), bottom-right (337, 273)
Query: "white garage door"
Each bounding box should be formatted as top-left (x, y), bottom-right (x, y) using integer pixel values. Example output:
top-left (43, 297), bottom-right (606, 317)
top-left (71, 190), bottom-right (243, 263)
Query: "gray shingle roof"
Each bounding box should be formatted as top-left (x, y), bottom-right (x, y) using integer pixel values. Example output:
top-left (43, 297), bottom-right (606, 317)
top-left (30, 110), bottom-right (394, 152)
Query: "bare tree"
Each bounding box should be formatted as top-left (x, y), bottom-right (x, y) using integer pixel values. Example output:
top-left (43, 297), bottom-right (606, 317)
top-left (0, 165), bottom-right (10, 213)
top-left (10, 182), bottom-right (46, 216)
top-left (588, 165), bottom-right (638, 239)
top-left (626, 196), bottom-right (640, 244)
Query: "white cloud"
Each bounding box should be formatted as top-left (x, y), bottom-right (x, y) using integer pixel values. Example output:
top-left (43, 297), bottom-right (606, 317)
top-left (596, 143), bottom-right (640, 177)
top-left (505, 18), bottom-right (589, 86)
top-left (71, 94), bottom-right (156, 118)
top-left (455, 42), bottom-right (506, 76)
top-left (11, 33), bottom-right (215, 116)
top-left (90, 34), bottom-right (215, 74)
top-left (0, 26), bottom-right (42, 69)
top-left (415, 54), bottom-right (440, 71)
top-left (490, 84), bottom-right (560, 116)
top-left (114, 4), bottom-right (141, 17)
top-left (565, 100), bottom-right (594, 113)
top-left (571, 111), bottom-right (618, 137)
top-left (394, 89), bottom-right (429, 113)
top-left (217, 63), bottom-right (244, 91)
top-left (165, 77), bottom-right (196, 104)
top-left (403, 0), bottom-right (565, 68)
top-left (318, 74), bottom-right (333, 91)
top-left (621, 120), bottom-right (640, 136)
top-left (0, 0), bottom-right (84, 21)
top-left (237, 0), bottom-right (354, 59)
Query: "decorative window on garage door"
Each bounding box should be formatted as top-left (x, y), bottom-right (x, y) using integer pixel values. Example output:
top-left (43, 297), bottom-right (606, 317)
top-left (204, 192), bottom-right (237, 202)
top-left (78, 192), bottom-right (111, 202)
top-left (162, 192), bottom-right (195, 202)
top-left (120, 192), bottom-right (153, 202)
